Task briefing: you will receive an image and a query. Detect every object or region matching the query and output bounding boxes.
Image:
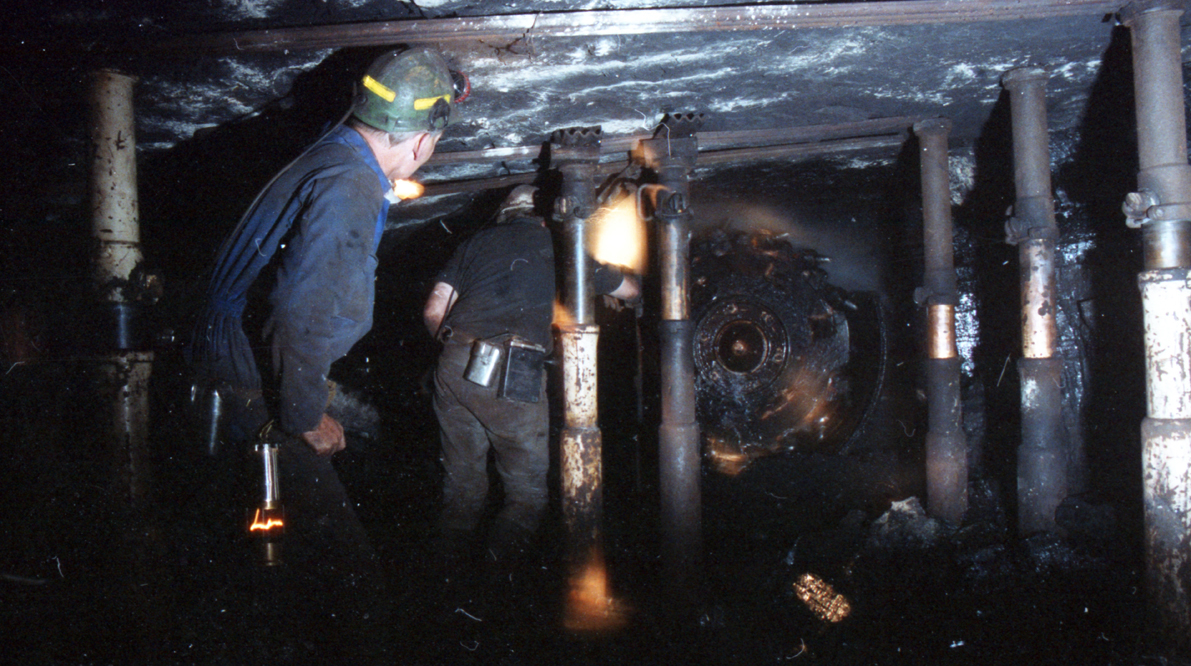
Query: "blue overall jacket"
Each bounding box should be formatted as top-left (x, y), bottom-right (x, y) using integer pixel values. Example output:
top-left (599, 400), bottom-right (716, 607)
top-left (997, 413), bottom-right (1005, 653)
top-left (191, 125), bottom-right (389, 436)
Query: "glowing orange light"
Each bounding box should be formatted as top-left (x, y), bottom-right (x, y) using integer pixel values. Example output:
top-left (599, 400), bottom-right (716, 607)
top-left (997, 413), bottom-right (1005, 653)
top-left (553, 300), bottom-right (574, 327)
top-left (793, 573), bottom-right (851, 623)
top-left (249, 507), bottom-right (284, 532)
top-left (563, 547), bottom-right (629, 634)
top-left (587, 195), bottom-right (648, 273)
top-left (759, 364), bottom-right (837, 442)
top-left (391, 179), bottom-right (425, 200)
top-left (704, 434), bottom-right (753, 477)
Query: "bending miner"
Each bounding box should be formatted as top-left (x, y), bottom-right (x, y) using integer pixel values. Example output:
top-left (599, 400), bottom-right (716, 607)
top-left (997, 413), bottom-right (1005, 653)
top-left (423, 184), bottom-right (639, 566)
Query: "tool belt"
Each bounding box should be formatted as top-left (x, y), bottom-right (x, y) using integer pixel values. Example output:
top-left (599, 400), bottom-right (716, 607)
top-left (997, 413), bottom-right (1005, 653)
top-left (461, 333), bottom-right (547, 403)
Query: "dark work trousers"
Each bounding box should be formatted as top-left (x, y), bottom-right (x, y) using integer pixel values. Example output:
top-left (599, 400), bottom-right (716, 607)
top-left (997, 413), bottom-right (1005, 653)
top-left (433, 340), bottom-right (549, 535)
top-left (192, 387), bottom-right (389, 662)
top-left (270, 435), bottom-right (388, 660)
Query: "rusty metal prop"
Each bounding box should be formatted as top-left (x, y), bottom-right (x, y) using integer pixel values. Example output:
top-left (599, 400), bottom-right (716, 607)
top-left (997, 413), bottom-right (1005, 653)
top-left (1002, 65), bottom-right (1072, 533)
top-left (1015, 357), bottom-right (1067, 533)
top-left (1138, 264), bottom-right (1191, 651)
top-left (91, 70), bottom-right (142, 297)
top-left (913, 118), bottom-right (966, 524)
top-left (551, 127), bottom-right (605, 561)
top-left (1121, 0), bottom-right (1191, 654)
top-left (90, 69), bottom-right (153, 506)
top-left (1003, 67), bottom-right (1060, 359)
top-left (1121, 1), bottom-right (1191, 264)
top-left (639, 114), bottom-right (703, 601)
top-left (553, 126), bottom-right (602, 325)
top-left (160, 0), bottom-right (1120, 54)
top-left (558, 325), bottom-right (603, 557)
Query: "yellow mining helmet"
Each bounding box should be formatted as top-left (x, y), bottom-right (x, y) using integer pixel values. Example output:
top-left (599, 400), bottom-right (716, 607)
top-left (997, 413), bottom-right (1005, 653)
top-left (352, 47), bottom-right (457, 134)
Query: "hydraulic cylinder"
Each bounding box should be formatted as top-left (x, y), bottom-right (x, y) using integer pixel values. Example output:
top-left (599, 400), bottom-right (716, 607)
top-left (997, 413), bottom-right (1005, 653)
top-left (914, 118), bottom-right (967, 524)
top-left (1122, 1), bottom-right (1191, 653)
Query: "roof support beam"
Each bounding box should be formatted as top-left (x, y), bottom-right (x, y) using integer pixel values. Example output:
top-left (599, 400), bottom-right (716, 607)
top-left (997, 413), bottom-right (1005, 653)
top-left (166, 0), bottom-right (1120, 54)
top-left (427, 116), bottom-right (923, 166)
top-left (421, 134), bottom-right (905, 198)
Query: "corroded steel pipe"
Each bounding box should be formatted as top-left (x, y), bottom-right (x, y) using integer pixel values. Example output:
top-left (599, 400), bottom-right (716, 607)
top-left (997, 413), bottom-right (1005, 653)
top-left (1122, 0), bottom-right (1191, 653)
top-left (658, 319), bottom-right (699, 563)
top-left (91, 70), bottom-right (143, 295)
top-left (553, 127), bottom-right (602, 325)
top-left (100, 352), bottom-right (154, 501)
top-left (1018, 241), bottom-right (1058, 358)
top-left (1138, 268), bottom-right (1191, 649)
top-left (1002, 66), bottom-right (1069, 534)
top-left (1003, 67), bottom-right (1060, 359)
top-left (1016, 357), bottom-right (1067, 532)
top-left (1140, 273), bottom-right (1191, 419)
top-left (913, 118), bottom-right (967, 524)
top-left (90, 69), bottom-right (152, 505)
top-left (1122, 0), bottom-right (1191, 267)
top-left (558, 323), bottom-right (603, 554)
top-left (640, 114), bottom-right (703, 596)
top-left (551, 127), bottom-right (605, 560)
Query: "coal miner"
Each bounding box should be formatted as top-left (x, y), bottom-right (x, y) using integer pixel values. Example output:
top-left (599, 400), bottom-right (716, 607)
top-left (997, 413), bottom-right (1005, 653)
top-left (423, 185), bottom-right (640, 564)
top-left (188, 47), bottom-right (458, 653)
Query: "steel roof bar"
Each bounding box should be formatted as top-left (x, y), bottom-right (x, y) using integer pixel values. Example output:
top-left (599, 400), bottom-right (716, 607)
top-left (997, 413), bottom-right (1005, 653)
top-left (165, 0), bottom-right (1121, 54)
top-left (421, 132), bottom-right (906, 196)
top-left (428, 116), bottom-right (923, 166)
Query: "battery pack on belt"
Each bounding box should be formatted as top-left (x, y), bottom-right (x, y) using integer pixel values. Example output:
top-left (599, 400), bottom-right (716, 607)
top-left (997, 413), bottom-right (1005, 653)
top-left (462, 335), bottom-right (546, 403)
top-left (499, 339), bottom-right (547, 403)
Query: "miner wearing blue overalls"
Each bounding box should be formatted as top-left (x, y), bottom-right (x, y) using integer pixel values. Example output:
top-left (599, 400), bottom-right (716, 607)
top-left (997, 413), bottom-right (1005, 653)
top-left (423, 185), bottom-right (639, 565)
top-left (189, 47), bottom-right (459, 655)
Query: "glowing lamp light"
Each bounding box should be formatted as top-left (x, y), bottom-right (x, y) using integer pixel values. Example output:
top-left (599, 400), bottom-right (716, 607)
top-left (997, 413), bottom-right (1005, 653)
top-left (587, 195), bottom-right (648, 273)
top-left (391, 179), bottom-right (425, 200)
top-left (793, 572), bottom-right (852, 623)
top-left (248, 501), bottom-right (284, 566)
top-left (563, 547), bottom-right (630, 634)
top-left (553, 299), bottom-right (574, 327)
top-left (249, 507), bottom-right (284, 532)
top-left (250, 441), bottom-right (284, 566)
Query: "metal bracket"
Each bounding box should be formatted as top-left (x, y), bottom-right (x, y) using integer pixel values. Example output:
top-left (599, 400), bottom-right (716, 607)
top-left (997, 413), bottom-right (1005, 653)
top-left (1123, 189), bottom-right (1191, 229)
top-left (657, 112), bottom-right (706, 139)
top-left (549, 126), bottom-right (602, 167)
top-left (657, 191), bottom-right (688, 218)
top-left (636, 112), bottom-right (705, 169)
top-left (1004, 195), bottom-right (1057, 244)
top-left (913, 286), bottom-right (958, 308)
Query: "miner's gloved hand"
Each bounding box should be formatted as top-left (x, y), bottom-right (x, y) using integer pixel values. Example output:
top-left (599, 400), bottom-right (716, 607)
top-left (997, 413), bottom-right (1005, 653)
top-left (302, 413), bottom-right (345, 456)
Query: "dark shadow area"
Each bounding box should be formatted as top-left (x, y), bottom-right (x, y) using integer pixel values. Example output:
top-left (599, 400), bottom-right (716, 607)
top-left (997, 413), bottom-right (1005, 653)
top-left (1055, 25), bottom-right (1145, 516)
top-left (951, 89), bottom-right (1020, 498)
